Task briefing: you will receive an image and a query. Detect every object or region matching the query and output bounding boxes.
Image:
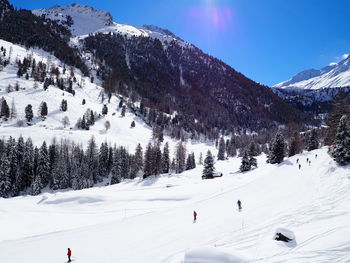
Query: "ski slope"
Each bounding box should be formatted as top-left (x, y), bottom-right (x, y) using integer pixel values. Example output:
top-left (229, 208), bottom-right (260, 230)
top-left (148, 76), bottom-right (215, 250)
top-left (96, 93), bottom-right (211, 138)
top-left (0, 148), bottom-right (349, 263)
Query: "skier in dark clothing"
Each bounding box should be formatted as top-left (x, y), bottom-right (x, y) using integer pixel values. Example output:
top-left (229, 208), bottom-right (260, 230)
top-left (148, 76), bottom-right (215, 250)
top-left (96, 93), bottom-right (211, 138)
top-left (237, 200), bottom-right (242, 210)
top-left (193, 210), bottom-right (197, 222)
top-left (298, 164), bottom-right (301, 170)
top-left (296, 158), bottom-right (299, 163)
top-left (67, 248), bottom-right (72, 262)
top-left (306, 158), bottom-right (309, 163)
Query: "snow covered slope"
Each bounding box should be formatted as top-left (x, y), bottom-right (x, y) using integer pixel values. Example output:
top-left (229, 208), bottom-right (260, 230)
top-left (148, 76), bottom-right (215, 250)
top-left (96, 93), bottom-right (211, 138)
top-left (0, 39), bottom-right (210, 156)
top-left (0, 148), bottom-right (349, 263)
top-left (274, 55), bottom-right (350, 90)
top-left (32, 4), bottom-right (186, 45)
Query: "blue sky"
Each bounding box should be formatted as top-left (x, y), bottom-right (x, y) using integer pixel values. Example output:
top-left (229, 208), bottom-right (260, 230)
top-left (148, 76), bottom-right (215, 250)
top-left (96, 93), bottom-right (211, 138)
top-left (11, 0), bottom-right (350, 86)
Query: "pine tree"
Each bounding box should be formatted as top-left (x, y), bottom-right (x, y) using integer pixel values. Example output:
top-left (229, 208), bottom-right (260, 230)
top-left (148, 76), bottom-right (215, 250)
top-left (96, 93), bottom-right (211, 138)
top-left (239, 151), bottom-right (251, 172)
top-left (202, 150), bottom-right (215, 179)
top-left (162, 142), bottom-right (170, 173)
top-left (134, 143), bottom-right (143, 176)
top-left (288, 133), bottom-right (302, 157)
top-left (60, 99), bottom-right (67, 112)
top-left (143, 143), bottom-right (153, 178)
top-left (0, 98), bottom-right (10, 120)
top-left (111, 147), bottom-right (122, 184)
top-left (306, 129), bottom-right (319, 151)
top-left (154, 144), bottom-right (162, 175)
top-left (102, 104), bottom-right (108, 116)
top-left (10, 99), bottom-right (17, 119)
top-left (199, 152), bottom-right (203, 165)
top-left (86, 137), bottom-right (99, 183)
top-left (121, 106), bottom-right (126, 117)
top-left (0, 154), bottom-right (11, 197)
top-left (268, 132), bottom-right (285, 164)
top-left (330, 115), bottom-right (350, 165)
top-left (175, 141), bottom-right (186, 174)
top-left (40, 101), bottom-right (48, 119)
top-left (25, 104), bottom-right (33, 122)
top-left (36, 142), bottom-right (51, 189)
top-left (217, 137), bottom-right (226, 160)
top-left (98, 142), bottom-right (109, 178)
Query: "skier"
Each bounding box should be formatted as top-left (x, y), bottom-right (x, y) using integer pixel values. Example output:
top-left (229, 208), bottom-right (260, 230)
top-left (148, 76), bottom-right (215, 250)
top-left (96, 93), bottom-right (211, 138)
top-left (298, 164), bottom-right (301, 170)
top-left (67, 248), bottom-right (72, 262)
top-left (306, 158), bottom-right (309, 163)
top-left (296, 158), bottom-right (299, 163)
top-left (237, 200), bottom-right (242, 211)
top-left (309, 160), bottom-right (311, 166)
top-left (315, 154), bottom-right (317, 159)
top-left (193, 210), bottom-right (197, 222)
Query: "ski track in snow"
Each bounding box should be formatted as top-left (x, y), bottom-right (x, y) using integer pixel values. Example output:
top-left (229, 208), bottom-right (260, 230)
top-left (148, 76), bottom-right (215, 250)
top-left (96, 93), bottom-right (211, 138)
top-left (0, 148), bottom-right (349, 263)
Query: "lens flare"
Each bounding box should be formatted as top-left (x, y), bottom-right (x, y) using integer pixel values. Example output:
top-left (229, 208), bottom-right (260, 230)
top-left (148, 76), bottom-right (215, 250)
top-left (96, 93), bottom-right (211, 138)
top-left (186, 5), bottom-right (234, 32)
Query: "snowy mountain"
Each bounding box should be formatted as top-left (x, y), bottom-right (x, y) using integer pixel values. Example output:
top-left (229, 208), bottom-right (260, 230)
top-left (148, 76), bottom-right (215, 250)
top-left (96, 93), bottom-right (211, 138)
top-left (32, 4), bottom-right (185, 44)
top-left (274, 54), bottom-right (350, 90)
top-left (32, 4), bottom-right (114, 36)
top-left (0, 148), bottom-right (349, 263)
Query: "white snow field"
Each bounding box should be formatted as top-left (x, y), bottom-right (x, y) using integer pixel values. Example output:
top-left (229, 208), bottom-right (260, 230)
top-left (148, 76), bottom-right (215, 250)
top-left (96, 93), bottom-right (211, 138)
top-left (0, 148), bottom-right (349, 263)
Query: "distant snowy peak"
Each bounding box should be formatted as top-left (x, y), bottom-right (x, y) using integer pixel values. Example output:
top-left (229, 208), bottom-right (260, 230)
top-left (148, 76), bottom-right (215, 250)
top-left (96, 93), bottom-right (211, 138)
top-left (32, 3), bottom-right (114, 36)
top-left (274, 54), bottom-right (350, 90)
top-left (32, 4), bottom-right (187, 45)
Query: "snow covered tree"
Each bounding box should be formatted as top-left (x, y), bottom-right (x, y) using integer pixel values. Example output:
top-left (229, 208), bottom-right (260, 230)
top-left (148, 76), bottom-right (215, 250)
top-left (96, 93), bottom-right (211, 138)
top-left (121, 106), bottom-right (126, 117)
top-left (62, 116), bottom-right (70, 128)
top-left (0, 154), bottom-right (11, 197)
top-left (306, 129), bottom-right (319, 151)
top-left (25, 104), bottom-right (33, 122)
top-left (134, 143), bottom-right (143, 176)
top-left (36, 142), bottom-right (50, 189)
top-left (239, 151), bottom-right (251, 172)
top-left (199, 152), bottom-right (203, 165)
top-left (268, 132), bottom-right (285, 164)
top-left (60, 99), bottom-right (67, 112)
top-left (86, 137), bottom-right (99, 183)
top-left (102, 104), bottom-right (108, 116)
top-left (330, 115), bottom-right (350, 165)
top-left (162, 142), bottom-right (170, 173)
top-left (217, 137), bottom-right (226, 160)
top-left (143, 143), bottom-right (153, 178)
top-left (175, 141), bottom-right (186, 174)
top-left (10, 99), bottom-right (17, 119)
top-left (186, 153), bottom-right (196, 170)
top-left (1, 98), bottom-right (10, 120)
top-left (202, 150), bottom-right (215, 179)
top-left (98, 142), bottom-right (109, 179)
top-left (39, 101), bottom-right (48, 119)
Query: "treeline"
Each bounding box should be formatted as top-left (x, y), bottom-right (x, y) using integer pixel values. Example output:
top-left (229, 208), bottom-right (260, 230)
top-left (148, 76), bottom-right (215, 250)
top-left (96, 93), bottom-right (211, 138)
top-left (0, 137), bottom-right (198, 198)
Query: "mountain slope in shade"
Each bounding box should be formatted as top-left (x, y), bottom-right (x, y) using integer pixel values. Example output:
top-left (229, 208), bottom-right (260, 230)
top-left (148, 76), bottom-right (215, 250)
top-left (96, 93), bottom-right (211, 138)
top-left (274, 55), bottom-right (350, 90)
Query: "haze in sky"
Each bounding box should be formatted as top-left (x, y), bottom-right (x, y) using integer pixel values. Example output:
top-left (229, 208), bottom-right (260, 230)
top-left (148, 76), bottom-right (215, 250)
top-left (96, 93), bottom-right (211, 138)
top-left (11, 0), bottom-right (350, 86)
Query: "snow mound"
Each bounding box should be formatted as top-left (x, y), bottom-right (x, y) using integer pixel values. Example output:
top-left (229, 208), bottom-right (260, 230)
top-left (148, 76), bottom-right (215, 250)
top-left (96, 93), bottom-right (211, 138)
top-left (184, 247), bottom-right (246, 263)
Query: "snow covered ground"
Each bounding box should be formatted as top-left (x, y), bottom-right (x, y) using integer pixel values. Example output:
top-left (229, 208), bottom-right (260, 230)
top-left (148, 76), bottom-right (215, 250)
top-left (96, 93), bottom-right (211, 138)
top-left (0, 148), bottom-right (349, 263)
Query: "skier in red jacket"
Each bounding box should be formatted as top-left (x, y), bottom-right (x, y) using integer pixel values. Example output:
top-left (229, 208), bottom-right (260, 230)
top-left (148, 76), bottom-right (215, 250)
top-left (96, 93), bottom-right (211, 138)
top-left (193, 210), bottom-right (197, 222)
top-left (67, 248), bottom-right (72, 262)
